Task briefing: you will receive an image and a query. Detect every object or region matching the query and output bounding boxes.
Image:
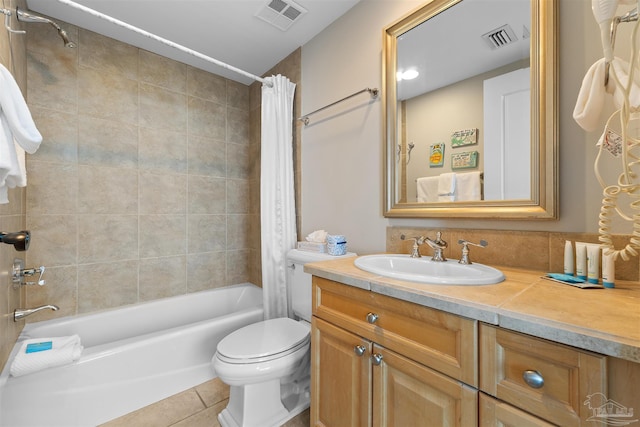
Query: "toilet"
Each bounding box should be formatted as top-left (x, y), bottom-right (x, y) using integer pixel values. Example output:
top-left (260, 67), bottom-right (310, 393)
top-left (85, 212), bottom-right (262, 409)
top-left (212, 249), bottom-right (356, 427)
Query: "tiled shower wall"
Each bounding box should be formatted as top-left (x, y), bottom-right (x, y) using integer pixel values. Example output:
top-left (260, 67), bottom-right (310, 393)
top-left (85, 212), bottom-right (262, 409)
top-left (23, 22), bottom-right (257, 322)
top-left (0, 0), bottom-right (28, 371)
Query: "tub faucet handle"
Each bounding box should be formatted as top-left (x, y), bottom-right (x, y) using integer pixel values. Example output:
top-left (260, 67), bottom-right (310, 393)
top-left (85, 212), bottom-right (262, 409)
top-left (23, 265), bottom-right (45, 286)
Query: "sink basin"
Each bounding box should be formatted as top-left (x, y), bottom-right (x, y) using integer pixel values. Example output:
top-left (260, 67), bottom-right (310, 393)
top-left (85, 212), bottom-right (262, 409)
top-left (354, 254), bottom-right (505, 285)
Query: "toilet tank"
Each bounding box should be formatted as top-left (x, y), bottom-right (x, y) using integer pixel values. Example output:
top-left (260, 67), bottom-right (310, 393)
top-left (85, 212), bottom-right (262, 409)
top-left (286, 249), bottom-right (356, 322)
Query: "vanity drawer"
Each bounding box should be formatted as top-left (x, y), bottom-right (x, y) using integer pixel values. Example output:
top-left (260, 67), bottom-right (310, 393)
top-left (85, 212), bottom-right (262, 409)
top-left (312, 276), bottom-right (477, 385)
top-left (479, 323), bottom-right (607, 427)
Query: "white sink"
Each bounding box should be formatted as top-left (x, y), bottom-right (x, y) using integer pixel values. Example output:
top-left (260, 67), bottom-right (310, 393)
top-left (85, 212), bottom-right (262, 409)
top-left (354, 254), bottom-right (505, 285)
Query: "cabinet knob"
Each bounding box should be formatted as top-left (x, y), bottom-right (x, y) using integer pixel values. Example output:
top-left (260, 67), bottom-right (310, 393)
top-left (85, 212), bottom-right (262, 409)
top-left (366, 312), bottom-right (379, 324)
top-left (354, 345), bottom-right (366, 356)
top-left (522, 370), bottom-right (544, 389)
top-left (371, 353), bottom-right (384, 365)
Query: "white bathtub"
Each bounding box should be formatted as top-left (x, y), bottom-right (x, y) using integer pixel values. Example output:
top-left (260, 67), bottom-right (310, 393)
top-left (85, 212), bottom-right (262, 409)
top-left (0, 283), bottom-right (264, 427)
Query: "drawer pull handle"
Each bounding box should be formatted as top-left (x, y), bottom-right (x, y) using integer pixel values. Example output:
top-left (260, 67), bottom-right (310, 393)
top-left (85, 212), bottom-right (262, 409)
top-left (366, 312), bottom-right (379, 324)
top-left (371, 353), bottom-right (383, 365)
top-left (523, 370), bottom-right (544, 389)
top-left (354, 345), bottom-right (366, 356)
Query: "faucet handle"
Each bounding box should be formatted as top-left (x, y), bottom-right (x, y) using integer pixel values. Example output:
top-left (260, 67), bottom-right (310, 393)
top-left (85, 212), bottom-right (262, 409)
top-left (12, 260), bottom-right (46, 287)
top-left (457, 239), bottom-right (488, 264)
top-left (400, 234), bottom-right (426, 258)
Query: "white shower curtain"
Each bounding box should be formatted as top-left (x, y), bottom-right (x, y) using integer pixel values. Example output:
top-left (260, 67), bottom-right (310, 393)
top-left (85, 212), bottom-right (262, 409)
top-left (261, 75), bottom-right (297, 320)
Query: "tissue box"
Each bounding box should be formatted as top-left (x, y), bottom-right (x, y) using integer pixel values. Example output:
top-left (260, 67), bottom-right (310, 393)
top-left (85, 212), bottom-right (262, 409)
top-left (327, 234), bottom-right (347, 256)
top-left (297, 241), bottom-right (327, 253)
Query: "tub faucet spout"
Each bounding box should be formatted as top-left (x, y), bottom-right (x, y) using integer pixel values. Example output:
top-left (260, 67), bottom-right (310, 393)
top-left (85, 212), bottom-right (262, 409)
top-left (14, 304), bottom-right (59, 321)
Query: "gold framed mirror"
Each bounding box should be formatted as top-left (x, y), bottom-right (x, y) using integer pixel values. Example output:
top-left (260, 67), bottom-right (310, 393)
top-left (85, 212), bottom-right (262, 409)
top-left (382, 0), bottom-right (557, 219)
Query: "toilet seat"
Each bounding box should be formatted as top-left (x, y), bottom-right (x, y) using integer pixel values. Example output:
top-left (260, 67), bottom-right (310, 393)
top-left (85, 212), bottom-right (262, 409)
top-left (216, 318), bottom-right (310, 364)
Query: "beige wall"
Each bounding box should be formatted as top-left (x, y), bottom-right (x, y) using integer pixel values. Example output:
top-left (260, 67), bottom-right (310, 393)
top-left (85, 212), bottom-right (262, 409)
top-left (0, 0), bottom-right (29, 371)
top-left (301, 0), bottom-right (631, 254)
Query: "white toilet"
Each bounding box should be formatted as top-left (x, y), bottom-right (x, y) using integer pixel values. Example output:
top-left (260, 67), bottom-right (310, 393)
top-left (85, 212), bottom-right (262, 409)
top-left (212, 249), bottom-right (355, 427)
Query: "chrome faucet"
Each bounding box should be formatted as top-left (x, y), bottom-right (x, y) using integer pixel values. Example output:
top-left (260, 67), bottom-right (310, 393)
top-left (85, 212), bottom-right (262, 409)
top-left (400, 234), bottom-right (426, 257)
top-left (14, 304), bottom-right (59, 321)
top-left (458, 239), bottom-right (488, 264)
top-left (423, 231), bottom-right (448, 262)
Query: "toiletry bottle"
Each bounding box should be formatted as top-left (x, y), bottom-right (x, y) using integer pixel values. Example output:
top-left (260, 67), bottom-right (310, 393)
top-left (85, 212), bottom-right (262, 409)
top-left (586, 244), bottom-right (601, 284)
top-left (563, 240), bottom-right (574, 276)
top-left (575, 242), bottom-right (587, 280)
top-left (602, 249), bottom-right (615, 288)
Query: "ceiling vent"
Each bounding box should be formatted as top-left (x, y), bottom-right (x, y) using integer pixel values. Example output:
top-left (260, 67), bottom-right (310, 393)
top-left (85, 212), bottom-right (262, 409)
top-left (256, 0), bottom-right (307, 31)
top-left (482, 24), bottom-right (518, 50)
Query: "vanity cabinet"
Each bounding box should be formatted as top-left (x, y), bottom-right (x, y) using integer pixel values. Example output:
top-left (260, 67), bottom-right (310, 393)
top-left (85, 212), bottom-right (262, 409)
top-left (311, 277), bottom-right (478, 427)
top-left (310, 276), bottom-right (636, 427)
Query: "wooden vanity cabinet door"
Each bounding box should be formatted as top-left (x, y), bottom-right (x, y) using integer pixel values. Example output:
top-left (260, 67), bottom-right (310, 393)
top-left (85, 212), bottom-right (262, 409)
top-left (372, 344), bottom-right (478, 427)
top-left (479, 393), bottom-right (555, 427)
top-left (311, 317), bottom-right (372, 427)
top-left (313, 276), bottom-right (478, 386)
top-left (479, 323), bottom-right (607, 427)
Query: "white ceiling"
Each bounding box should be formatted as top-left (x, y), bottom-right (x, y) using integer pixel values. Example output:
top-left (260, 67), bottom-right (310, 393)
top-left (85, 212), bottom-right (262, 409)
top-left (25, 0), bottom-right (361, 85)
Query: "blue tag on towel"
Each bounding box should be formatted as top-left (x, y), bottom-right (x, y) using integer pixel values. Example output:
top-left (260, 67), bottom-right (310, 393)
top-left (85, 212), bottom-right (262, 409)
top-left (26, 341), bottom-right (52, 353)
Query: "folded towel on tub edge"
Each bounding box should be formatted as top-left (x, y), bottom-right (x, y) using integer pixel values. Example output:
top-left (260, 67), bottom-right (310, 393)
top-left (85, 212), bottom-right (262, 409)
top-left (10, 335), bottom-right (83, 377)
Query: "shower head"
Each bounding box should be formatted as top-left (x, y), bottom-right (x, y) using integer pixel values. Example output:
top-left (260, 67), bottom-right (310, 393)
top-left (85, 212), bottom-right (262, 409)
top-left (16, 7), bottom-right (76, 48)
top-left (0, 230), bottom-right (30, 251)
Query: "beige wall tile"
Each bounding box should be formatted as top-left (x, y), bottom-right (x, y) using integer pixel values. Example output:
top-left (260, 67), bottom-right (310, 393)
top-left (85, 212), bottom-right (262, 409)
top-left (78, 166), bottom-right (138, 214)
top-left (187, 215), bottom-right (226, 253)
top-left (188, 97), bottom-right (226, 139)
top-left (25, 161), bottom-right (77, 214)
top-left (188, 136), bottom-right (226, 177)
top-left (188, 176), bottom-right (226, 214)
top-left (187, 67), bottom-right (226, 104)
top-left (30, 107), bottom-right (78, 163)
top-left (78, 261), bottom-right (139, 313)
top-left (226, 179), bottom-right (249, 214)
top-left (139, 215), bottom-right (186, 258)
top-left (79, 30), bottom-right (138, 79)
top-left (26, 265), bottom-right (78, 320)
top-left (78, 215), bottom-right (138, 263)
top-left (139, 172), bottom-right (187, 214)
top-left (26, 214), bottom-right (78, 266)
top-left (78, 67), bottom-right (138, 124)
top-left (227, 107), bottom-right (249, 145)
top-left (187, 252), bottom-right (226, 293)
top-left (139, 127), bottom-right (187, 174)
top-left (78, 116), bottom-right (138, 168)
top-left (139, 50), bottom-right (187, 93)
top-left (139, 256), bottom-right (187, 301)
top-left (226, 142), bottom-right (250, 179)
top-left (139, 83), bottom-right (187, 131)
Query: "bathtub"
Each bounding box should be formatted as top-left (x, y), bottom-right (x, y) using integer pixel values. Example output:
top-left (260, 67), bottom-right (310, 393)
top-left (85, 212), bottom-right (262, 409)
top-left (0, 283), bottom-right (264, 427)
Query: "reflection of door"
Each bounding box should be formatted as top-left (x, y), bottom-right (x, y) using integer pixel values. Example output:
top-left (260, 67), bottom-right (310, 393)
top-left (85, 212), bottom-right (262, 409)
top-left (483, 68), bottom-right (530, 200)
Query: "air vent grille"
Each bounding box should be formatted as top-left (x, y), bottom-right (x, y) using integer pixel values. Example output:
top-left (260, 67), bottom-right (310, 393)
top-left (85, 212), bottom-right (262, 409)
top-left (482, 24), bottom-right (518, 50)
top-left (256, 0), bottom-right (307, 31)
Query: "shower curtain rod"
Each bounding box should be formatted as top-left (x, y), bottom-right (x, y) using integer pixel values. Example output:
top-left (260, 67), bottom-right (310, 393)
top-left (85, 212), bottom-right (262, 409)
top-left (298, 87), bottom-right (379, 125)
top-left (54, 0), bottom-right (272, 87)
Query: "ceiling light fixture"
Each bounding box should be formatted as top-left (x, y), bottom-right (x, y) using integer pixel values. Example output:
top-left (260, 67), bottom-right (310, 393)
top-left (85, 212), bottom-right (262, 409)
top-left (397, 69), bottom-right (419, 81)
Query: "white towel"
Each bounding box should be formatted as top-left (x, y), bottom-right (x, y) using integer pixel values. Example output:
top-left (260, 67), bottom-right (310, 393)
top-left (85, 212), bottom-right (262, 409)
top-left (437, 173), bottom-right (456, 202)
top-left (455, 171), bottom-right (482, 201)
top-left (10, 335), bottom-right (83, 377)
top-left (0, 64), bottom-right (42, 204)
top-left (573, 57), bottom-right (640, 132)
top-left (416, 176), bottom-right (439, 202)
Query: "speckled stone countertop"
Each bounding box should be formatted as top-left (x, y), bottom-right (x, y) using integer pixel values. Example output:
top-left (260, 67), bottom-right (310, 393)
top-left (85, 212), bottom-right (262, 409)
top-left (304, 256), bottom-right (640, 364)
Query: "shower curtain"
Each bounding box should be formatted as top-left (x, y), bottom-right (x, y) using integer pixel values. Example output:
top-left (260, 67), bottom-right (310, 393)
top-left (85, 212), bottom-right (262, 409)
top-left (261, 75), bottom-right (297, 320)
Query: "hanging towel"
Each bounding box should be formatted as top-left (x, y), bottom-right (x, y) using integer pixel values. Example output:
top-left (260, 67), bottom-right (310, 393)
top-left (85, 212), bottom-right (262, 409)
top-left (10, 335), bottom-right (83, 377)
top-left (416, 176), bottom-right (439, 202)
top-left (437, 173), bottom-right (456, 202)
top-left (455, 171), bottom-right (482, 201)
top-left (573, 57), bottom-right (640, 132)
top-left (0, 63), bottom-right (42, 204)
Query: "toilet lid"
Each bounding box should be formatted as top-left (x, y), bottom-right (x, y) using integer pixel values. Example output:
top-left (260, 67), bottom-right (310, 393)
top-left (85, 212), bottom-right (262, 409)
top-left (216, 318), bottom-right (310, 362)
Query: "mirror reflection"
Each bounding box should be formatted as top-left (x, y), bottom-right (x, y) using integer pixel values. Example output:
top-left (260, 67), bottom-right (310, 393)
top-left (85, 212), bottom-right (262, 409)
top-left (383, 0), bottom-right (557, 219)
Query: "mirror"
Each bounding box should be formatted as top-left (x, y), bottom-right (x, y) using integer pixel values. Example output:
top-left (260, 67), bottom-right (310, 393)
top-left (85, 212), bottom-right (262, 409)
top-left (382, 0), bottom-right (557, 219)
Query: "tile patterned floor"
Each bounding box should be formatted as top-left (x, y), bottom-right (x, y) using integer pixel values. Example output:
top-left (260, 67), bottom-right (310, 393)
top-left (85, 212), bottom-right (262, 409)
top-left (100, 378), bottom-right (310, 427)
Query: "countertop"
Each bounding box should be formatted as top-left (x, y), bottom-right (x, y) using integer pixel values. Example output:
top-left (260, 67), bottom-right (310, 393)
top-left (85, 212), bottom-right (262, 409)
top-left (304, 256), bottom-right (640, 364)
